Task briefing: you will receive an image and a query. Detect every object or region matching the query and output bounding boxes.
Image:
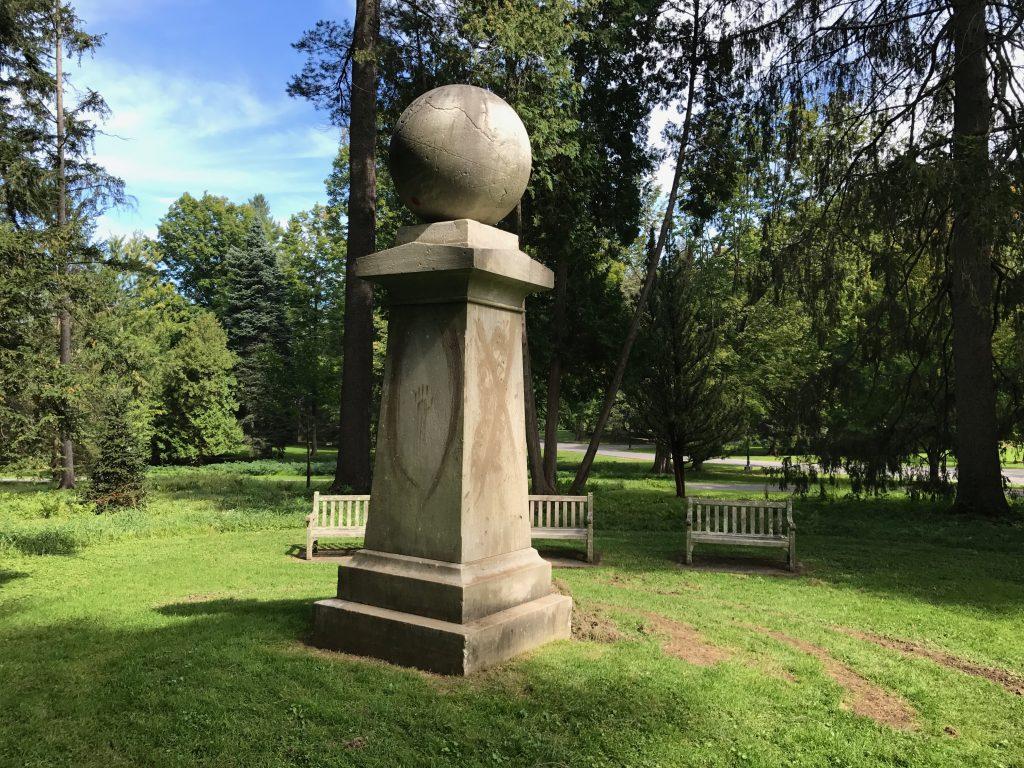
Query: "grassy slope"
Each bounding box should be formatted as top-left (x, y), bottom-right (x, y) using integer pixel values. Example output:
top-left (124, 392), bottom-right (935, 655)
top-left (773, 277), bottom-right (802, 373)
top-left (1, 454), bottom-right (1023, 767)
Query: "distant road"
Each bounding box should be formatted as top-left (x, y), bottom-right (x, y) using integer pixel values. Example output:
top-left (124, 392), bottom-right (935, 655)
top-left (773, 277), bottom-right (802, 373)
top-left (557, 442), bottom-right (1024, 485)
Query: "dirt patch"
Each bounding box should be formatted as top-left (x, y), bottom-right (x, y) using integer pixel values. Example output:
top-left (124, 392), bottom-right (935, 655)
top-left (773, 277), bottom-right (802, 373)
top-left (640, 611), bottom-right (731, 667)
top-left (764, 629), bottom-right (917, 730)
top-left (553, 580), bottom-right (623, 643)
top-left (842, 629), bottom-right (1024, 697)
top-left (573, 604), bottom-right (624, 643)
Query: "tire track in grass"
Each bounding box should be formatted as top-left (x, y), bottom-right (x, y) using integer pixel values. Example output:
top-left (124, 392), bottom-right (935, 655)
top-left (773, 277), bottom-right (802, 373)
top-left (839, 628), bottom-right (1024, 696)
top-left (761, 628), bottom-right (918, 730)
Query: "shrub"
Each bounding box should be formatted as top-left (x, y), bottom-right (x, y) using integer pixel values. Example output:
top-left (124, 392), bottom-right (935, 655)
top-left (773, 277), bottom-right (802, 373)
top-left (85, 391), bottom-right (147, 511)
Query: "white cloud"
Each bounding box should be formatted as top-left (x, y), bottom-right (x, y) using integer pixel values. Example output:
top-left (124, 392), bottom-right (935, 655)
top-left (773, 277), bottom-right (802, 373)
top-left (66, 56), bottom-right (340, 240)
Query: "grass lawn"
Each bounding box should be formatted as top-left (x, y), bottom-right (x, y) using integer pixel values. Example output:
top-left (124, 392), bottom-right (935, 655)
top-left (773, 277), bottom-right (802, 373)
top-left (2, 454), bottom-right (1023, 767)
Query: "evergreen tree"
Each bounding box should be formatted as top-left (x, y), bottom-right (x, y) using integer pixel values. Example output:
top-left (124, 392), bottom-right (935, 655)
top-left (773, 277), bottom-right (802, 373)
top-left (85, 389), bottom-right (146, 510)
top-left (152, 313), bottom-right (245, 464)
top-left (223, 220), bottom-right (294, 453)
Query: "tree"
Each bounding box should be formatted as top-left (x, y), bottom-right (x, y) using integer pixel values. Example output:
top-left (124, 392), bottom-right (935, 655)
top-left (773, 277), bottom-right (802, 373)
top-left (628, 244), bottom-right (742, 496)
top-left (280, 204), bottom-right (346, 456)
top-left (569, 0), bottom-right (753, 493)
top-left (152, 313), bottom-right (245, 464)
top-left (223, 220), bottom-right (293, 453)
top-left (747, 0), bottom-right (1024, 514)
top-left (0, 1), bottom-right (125, 488)
top-left (156, 192), bottom-right (257, 315)
top-left (289, 0), bottom-right (379, 492)
top-left (85, 388), bottom-right (147, 510)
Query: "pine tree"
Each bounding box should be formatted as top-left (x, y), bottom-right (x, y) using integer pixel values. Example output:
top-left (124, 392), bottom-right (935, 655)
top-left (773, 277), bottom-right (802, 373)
top-left (223, 220), bottom-right (294, 453)
top-left (152, 313), bottom-right (245, 464)
top-left (86, 389), bottom-right (146, 510)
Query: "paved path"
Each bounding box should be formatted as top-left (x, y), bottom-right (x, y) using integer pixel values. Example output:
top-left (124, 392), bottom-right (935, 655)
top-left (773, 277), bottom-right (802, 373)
top-left (557, 442), bottom-right (1024, 484)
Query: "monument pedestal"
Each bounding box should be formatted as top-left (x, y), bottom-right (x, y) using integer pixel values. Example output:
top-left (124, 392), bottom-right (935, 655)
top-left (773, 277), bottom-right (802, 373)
top-left (312, 220), bottom-right (571, 675)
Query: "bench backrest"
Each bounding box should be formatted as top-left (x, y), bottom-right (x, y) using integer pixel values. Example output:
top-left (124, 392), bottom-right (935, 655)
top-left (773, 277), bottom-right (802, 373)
top-left (311, 492), bottom-right (370, 529)
top-left (528, 494), bottom-right (592, 530)
top-left (312, 492), bottom-right (593, 531)
top-left (687, 497), bottom-right (792, 537)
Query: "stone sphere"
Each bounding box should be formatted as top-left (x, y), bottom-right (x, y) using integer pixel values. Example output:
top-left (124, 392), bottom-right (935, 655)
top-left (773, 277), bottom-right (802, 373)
top-left (389, 85), bottom-right (532, 225)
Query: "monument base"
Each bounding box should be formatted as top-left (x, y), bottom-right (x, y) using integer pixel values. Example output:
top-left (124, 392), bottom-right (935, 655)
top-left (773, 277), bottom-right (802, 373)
top-left (312, 591), bottom-right (572, 675)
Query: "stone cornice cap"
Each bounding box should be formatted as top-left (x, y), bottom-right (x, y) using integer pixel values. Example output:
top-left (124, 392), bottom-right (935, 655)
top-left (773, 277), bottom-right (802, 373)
top-left (356, 219), bottom-right (554, 298)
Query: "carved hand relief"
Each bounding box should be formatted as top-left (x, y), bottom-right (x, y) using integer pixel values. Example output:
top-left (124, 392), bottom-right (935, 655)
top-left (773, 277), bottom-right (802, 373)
top-left (385, 321), bottom-right (463, 502)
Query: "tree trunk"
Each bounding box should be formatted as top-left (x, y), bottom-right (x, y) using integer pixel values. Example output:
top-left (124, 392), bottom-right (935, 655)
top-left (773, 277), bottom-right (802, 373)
top-left (948, 0), bottom-right (1007, 515)
top-left (522, 314), bottom-right (552, 494)
top-left (542, 255), bottom-right (569, 487)
top-left (927, 448), bottom-right (941, 487)
top-left (306, 408), bottom-right (312, 490)
top-left (651, 442), bottom-right (671, 474)
top-left (569, 0), bottom-right (701, 495)
top-left (670, 440), bottom-right (686, 498)
top-left (331, 0), bottom-right (378, 493)
top-left (54, 11), bottom-right (74, 490)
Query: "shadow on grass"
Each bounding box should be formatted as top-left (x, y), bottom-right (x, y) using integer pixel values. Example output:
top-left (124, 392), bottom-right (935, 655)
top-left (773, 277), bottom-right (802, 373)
top-left (0, 569), bottom-right (28, 587)
top-left (0, 528), bottom-right (80, 556)
top-left (0, 597), bottom-right (757, 767)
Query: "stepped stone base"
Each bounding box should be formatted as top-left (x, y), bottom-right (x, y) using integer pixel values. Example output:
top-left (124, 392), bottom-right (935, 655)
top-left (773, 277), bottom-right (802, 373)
top-left (312, 591), bottom-right (572, 675)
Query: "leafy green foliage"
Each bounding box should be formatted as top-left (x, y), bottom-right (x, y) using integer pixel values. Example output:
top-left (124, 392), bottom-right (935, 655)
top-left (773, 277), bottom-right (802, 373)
top-left (152, 313), bottom-right (245, 464)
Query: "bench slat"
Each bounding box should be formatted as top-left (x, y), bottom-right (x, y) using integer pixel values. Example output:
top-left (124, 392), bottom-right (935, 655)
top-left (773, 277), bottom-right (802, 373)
top-left (692, 533), bottom-right (789, 547)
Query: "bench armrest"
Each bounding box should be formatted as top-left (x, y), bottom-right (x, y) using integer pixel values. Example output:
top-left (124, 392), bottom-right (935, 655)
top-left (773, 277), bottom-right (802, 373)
top-left (305, 511), bottom-right (315, 526)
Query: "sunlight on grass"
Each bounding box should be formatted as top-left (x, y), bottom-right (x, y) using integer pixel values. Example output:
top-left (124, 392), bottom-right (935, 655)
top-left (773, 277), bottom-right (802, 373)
top-left (2, 456), bottom-right (1023, 767)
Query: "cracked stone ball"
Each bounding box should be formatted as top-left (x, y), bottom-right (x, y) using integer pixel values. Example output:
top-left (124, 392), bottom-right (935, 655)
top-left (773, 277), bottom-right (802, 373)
top-left (389, 84), bottom-right (532, 225)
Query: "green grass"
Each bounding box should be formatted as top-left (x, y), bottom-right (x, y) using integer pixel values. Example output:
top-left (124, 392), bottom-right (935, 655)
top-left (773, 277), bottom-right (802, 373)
top-left (2, 455), bottom-right (1024, 767)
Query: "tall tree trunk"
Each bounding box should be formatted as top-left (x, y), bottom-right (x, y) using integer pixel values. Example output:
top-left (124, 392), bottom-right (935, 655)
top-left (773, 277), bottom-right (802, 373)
top-left (331, 0), bottom-right (378, 493)
top-left (54, 9), bottom-right (74, 490)
top-left (569, 0), bottom-right (701, 495)
top-left (523, 315), bottom-right (552, 493)
top-left (949, 0), bottom-right (1007, 515)
top-left (542, 256), bottom-right (569, 487)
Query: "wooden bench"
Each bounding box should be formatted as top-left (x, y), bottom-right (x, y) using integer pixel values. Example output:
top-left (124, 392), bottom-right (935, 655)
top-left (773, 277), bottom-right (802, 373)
top-left (686, 497), bottom-right (796, 571)
top-left (306, 491), bottom-right (595, 562)
top-left (528, 493), bottom-right (595, 563)
top-left (306, 492), bottom-right (370, 560)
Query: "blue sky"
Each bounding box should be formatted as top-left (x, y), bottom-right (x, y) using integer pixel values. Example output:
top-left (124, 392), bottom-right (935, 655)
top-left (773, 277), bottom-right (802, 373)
top-left (69, 0), bottom-right (355, 239)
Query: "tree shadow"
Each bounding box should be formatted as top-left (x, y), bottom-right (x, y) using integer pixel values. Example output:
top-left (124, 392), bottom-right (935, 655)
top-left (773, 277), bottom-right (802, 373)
top-left (0, 569), bottom-right (28, 588)
top-left (0, 596), bottom-right (786, 767)
top-left (0, 528), bottom-right (80, 556)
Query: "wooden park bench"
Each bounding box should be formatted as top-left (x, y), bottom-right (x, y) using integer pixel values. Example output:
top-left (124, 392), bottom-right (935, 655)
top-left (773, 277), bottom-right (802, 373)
top-left (306, 491), bottom-right (595, 562)
top-left (528, 493), bottom-right (595, 563)
top-left (686, 497), bottom-right (796, 571)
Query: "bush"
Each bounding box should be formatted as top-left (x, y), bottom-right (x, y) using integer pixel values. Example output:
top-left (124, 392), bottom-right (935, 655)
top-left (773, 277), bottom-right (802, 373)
top-left (85, 391), bottom-right (147, 511)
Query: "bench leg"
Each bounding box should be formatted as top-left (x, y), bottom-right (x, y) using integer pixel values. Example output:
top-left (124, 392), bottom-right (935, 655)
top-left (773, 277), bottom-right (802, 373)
top-left (586, 533), bottom-right (594, 563)
top-left (788, 531), bottom-right (797, 572)
top-left (685, 528), bottom-right (693, 565)
top-left (306, 530), bottom-right (314, 561)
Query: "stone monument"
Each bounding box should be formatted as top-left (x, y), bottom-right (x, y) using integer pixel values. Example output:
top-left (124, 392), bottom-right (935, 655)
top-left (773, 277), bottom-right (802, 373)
top-left (312, 84), bottom-right (573, 675)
